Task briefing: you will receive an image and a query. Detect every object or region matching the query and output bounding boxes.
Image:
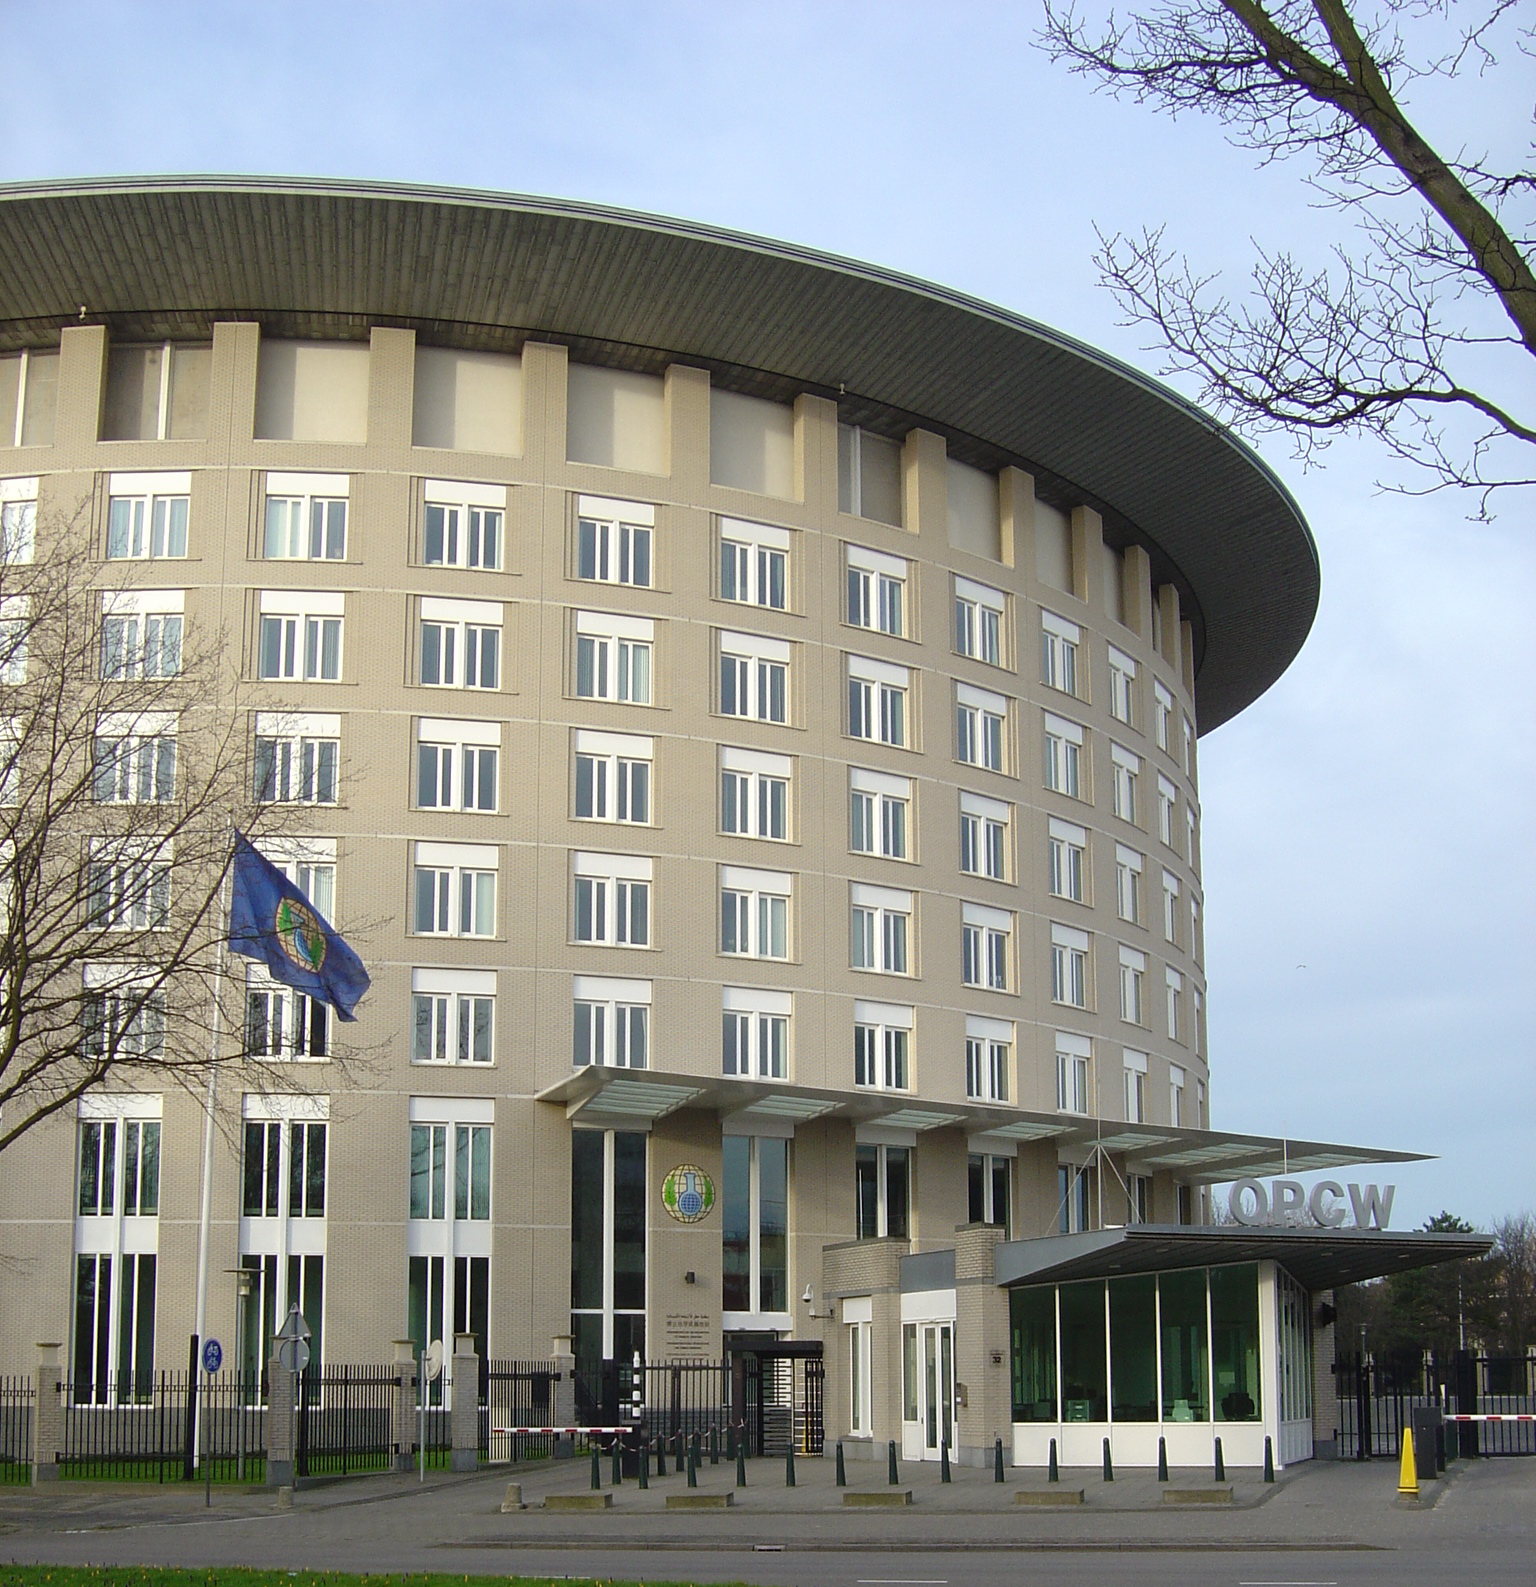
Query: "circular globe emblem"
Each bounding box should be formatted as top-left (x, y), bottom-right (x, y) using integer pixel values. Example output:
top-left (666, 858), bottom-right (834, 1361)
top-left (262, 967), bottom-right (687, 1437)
top-left (661, 1164), bottom-right (716, 1224)
top-left (274, 895), bottom-right (327, 974)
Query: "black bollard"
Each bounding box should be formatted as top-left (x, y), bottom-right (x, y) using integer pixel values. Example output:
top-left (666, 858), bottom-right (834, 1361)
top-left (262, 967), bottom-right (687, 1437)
top-left (687, 1436), bottom-right (698, 1488)
top-left (785, 1441), bottom-right (797, 1487)
top-left (940, 1439), bottom-right (951, 1483)
top-left (637, 1441), bottom-right (649, 1489)
top-left (1263, 1435), bottom-right (1275, 1483)
top-left (1213, 1436), bottom-right (1226, 1482)
top-left (590, 1445), bottom-right (601, 1490)
top-left (887, 1439), bottom-right (900, 1485)
top-left (836, 1439), bottom-right (847, 1487)
top-left (1102, 1436), bottom-right (1114, 1482)
top-left (1048, 1437), bottom-right (1059, 1483)
top-left (656, 1436), bottom-right (667, 1477)
top-left (736, 1442), bottom-right (747, 1487)
top-left (994, 1436), bottom-right (1005, 1483)
top-left (710, 1426), bottom-right (719, 1465)
top-left (1157, 1435), bottom-right (1168, 1482)
top-left (611, 1437), bottom-right (623, 1486)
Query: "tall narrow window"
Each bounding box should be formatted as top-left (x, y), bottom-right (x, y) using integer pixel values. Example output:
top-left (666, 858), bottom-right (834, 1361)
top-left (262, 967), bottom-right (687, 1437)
top-left (0, 478), bottom-right (37, 564)
top-left (1169, 1062), bottom-right (1187, 1127)
top-left (1043, 714), bottom-right (1084, 797)
top-left (423, 479), bottom-right (505, 570)
top-left (1119, 945), bottom-right (1147, 1024)
top-left (1157, 775), bottom-right (1178, 847)
top-left (854, 1142), bottom-right (910, 1239)
top-left (1154, 681), bottom-right (1174, 753)
top-left (1055, 1033), bottom-right (1091, 1114)
top-left (838, 425), bottom-right (903, 526)
top-left (721, 1134), bottom-right (790, 1316)
top-left (576, 495), bottom-right (653, 587)
top-left (955, 683), bottom-right (1007, 772)
top-left (845, 545), bottom-right (908, 636)
top-left (1047, 818), bottom-right (1087, 903)
top-left (1111, 743), bottom-right (1141, 823)
top-left (569, 1127), bottom-right (647, 1376)
top-left (968, 1152), bottom-right (1011, 1232)
top-left (1050, 924), bottom-right (1090, 1008)
top-left (1107, 646), bottom-right (1137, 725)
top-left (107, 472), bottom-right (190, 560)
top-left (961, 903), bottom-right (1012, 991)
top-left (1166, 968), bottom-right (1184, 1041)
top-left (1115, 845), bottom-right (1144, 923)
top-left (1162, 869), bottom-right (1181, 944)
top-left (849, 767), bottom-right (910, 860)
top-left (1124, 1050), bottom-right (1148, 1123)
top-left (263, 473), bottom-right (348, 561)
top-left (719, 517), bottom-right (789, 610)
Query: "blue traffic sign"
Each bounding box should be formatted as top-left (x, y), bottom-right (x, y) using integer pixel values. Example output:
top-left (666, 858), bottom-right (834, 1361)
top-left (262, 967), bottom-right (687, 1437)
top-left (201, 1338), bottom-right (223, 1374)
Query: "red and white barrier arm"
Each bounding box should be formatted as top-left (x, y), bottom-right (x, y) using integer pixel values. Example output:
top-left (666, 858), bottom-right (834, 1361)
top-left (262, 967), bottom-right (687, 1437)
top-left (1442, 1413), bottom-right (1536, 1422)
top-left (491, 1426), bottom-right (635, 1435)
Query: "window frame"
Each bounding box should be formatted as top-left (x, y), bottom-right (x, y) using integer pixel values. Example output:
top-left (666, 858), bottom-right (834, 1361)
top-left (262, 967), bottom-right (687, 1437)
top-left (1043, 713), bottom-right (1084, 798)
top-left (955, 682), bottom-right (1008, 772)
top-left (415, 717), bottom-right (500, 814)
top-left (1047, 817), bottom-right (1087, 903)
top-left (573, 610), bottom-right (654, 705)
top-left (411, 968), bottom-right (496, 1066)
top-left (965, 1015), bottom-right (1012, 1103)
top-left (850, 882), bottom-right (912, 976)
top-left (853, 1001), bottom-right (914, 1092)
top-left (1040, 611), bottom-right (1081, 696)
top-left (1050, 923), bottom-right (1090, 1009)
top-left (718, 516), bottom-right (789, 611)
top-left (576, 495), bottom-right (654, 589)
top-left (849, 766), bottom-right (911, 861)
top-left (262, 472), bottom-right (349, 562)
top-left (961, 902), bottom-right (1013, 992)
top-left (412, 841), bottom-right (498, 938)
top-left (953, 576), bottom-right (1006, 667)
top-left (257, 590), bottom-right (343, 683)
top-left (572, 975), bottom-right (651, 1069)
top-left (106, 472), bottom-right (191, 561)
top-left (718, 630), bottom-right (790, 724)
top-left (720, 745), bottom-right (791, 842)
top-left (847, 655), bottom-right (910, 748)
top-left (572, 851), bottom-right (653, 949)
top-left (845, 544), bottom-right (908, 637)
top-left (719, 865), bottom-right (792, 960)
top-left (575, 729), bottom-right (653, 826)
top-left (422, 478), bottom-right (506, 571)
top-left (721, 986), bottom-right (791, 1079)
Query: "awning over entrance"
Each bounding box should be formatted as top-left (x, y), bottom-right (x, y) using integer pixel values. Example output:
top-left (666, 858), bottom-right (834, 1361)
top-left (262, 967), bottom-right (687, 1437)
top-left (995, 1224), bottom-right (1493, 1293)
top-left (538, 1066), bottom-right (1428, 1183)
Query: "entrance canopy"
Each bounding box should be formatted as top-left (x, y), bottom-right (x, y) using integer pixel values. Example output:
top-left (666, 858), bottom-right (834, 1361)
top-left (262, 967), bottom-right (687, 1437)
top-left (539, 1066), bottom-right (1428, 1184)
top-left (995, 1224), bottom-right (1493, 1293)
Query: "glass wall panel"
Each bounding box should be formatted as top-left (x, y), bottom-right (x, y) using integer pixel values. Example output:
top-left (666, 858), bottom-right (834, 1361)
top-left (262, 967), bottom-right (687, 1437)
top-left (721, 1134), bottom-right (751, 1311)
top-left (758, 1137), bottom-right (788, 1312)
top-left (902, 1322), bottom-right (918, 1421)
top-left (1010, 1286), bottom-right (1058, 1421)
top-left (1059, 1279), bottom-right (1107, 1422)
top-left (1159, 1269), bottom-right (1210, 1421)
top-left (612, 1130), bottom-right (647, 1311)
top-left (1109, 1274), bottom-right (1158, 1421)
top-left (569, 1129), bottom-right (604, 1311)
top-left (1211, 1263), bottom-right (1262, 1421)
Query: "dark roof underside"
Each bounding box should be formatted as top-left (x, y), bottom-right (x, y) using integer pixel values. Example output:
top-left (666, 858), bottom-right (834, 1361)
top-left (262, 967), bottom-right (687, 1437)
top-left (0, 176), bottom-right (1320, 728)
top-left (995, 1226), bottom-right (1493, 1293)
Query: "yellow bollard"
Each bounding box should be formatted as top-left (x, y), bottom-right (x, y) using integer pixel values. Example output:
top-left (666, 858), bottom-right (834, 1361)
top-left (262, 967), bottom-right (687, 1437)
top-left (1397, 1428), bottom-right (1419, 1499)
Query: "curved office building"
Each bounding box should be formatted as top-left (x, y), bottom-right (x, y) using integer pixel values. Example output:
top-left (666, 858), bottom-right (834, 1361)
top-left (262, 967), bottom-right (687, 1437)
top-left (0, 178), bottom-right (1464, 1470)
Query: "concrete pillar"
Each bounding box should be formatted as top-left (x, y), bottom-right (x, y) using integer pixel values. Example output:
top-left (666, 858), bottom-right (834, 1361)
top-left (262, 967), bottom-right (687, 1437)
top-left (953, 1226), bottom-right (1008, 1467)
top-left (31, 1343), bottom-right (63, 1482)
top-left (997, 466), bottom-right (1034, 570)
top-left (54, 324), bottom-right (107, 451)
top-left (1311, 1292), bottom-right (1339, 1460)
top-left (902, 428), bottom-right (947, 540)
top-left (1068, 506), bottom-right (1099, 606)
top-left (391, 1339), bottom-right (417, 1473)
top-left (367, 326), bottom-right (416, 449)
top-left (265, 1359), bottom-right (299, 1488)
top-left (450, 1333), bottom-right (479, 1473)
top-left (551, 1340), bottom-right (578, 1456)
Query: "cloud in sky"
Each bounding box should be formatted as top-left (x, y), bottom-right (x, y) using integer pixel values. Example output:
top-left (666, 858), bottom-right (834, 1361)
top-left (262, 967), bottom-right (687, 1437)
top-left (4, 0), bottom-right (1531, 1226)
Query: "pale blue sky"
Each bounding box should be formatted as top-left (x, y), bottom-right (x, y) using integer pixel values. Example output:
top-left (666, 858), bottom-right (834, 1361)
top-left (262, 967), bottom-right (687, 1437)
top-left (6, 0), bottom-right (1532, 1227)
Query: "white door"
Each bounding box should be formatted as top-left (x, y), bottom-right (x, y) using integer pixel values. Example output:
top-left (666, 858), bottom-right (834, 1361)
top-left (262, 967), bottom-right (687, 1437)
top-left (902, 1320), bottom-right (956, 1459)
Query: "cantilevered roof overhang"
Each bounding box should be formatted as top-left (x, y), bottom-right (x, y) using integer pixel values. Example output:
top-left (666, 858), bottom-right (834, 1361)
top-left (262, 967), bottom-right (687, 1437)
top-left (995, 1225), bottom-right (1493, 1293)
top-left (538, 1066), bottom-right (1426, 1187)
top-left (0, 175), bottom-right (1319, 729)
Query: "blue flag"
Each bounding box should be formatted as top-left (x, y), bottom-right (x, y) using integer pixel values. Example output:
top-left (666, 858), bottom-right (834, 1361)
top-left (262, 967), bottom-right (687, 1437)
top-left (228, 834), bottom-right (369, 1021)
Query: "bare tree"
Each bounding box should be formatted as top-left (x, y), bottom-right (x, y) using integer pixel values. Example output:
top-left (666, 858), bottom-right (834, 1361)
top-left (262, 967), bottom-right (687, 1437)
top-left (1490, 1211), bottom-right (1536, 1356)
top-left (0, 511), bottom-right (321, 1152)
top-left (1041, 0), bottom-right (1534, 513)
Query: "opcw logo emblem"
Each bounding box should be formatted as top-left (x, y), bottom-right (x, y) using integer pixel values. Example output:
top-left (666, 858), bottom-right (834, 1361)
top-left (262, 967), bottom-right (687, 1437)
top-left (275, 896), bottom-right (327, 974)
top-left (661, 1164), bottom-right (716, 1224)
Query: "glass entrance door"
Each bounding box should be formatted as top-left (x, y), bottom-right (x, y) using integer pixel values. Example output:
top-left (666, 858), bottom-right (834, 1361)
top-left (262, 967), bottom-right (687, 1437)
top-left (903, 1320), bottom-right (955, 1458)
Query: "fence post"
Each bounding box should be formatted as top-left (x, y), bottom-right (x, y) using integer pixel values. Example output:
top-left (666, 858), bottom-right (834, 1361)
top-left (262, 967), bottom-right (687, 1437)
top-left (31, 1343), bottom-right (63, 1483)
top-left (265, 1359), bottom-right (299, 1489)
top-left (450, 1334), bottom-right (479, 1473)
top-left (391, 1340), bottom-right (416, 1473)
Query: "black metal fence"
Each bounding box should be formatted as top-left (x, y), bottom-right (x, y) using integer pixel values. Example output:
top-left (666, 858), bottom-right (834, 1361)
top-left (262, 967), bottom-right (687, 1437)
top-left (1334, 1351), bottom-right (1535, 1459)
top-left (58, 1371), bottom-right (264, 1481)
top-left (296, 1364), bottom-right (397, 1478)
top-left (481, 1358), bottom-right (559, 1462)
top-left (0, 1376), bottom-right (32, 1485)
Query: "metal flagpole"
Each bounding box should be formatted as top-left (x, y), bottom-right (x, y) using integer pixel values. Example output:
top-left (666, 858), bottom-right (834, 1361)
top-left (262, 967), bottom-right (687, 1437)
top-left (191, 849), bottom-right (235, 1471)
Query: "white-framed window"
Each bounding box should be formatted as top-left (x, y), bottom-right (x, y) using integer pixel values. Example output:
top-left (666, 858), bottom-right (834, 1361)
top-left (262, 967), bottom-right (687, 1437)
top-left (962, 902), bottom-right (1012, 992)
top-left (81, 968), bottom-right (166, 1061)
top-left (1058, 1162), bottom-right (1091, 1234)
top-left (423, 479), bottom-right (505, 570)
top-left (853, 1000), bottom-right (913, 1090)
top-left (257, 590), bottom-right (342, 682)
top-left (845, 544), bottom-right (907, 637)
top-left (88, 839), bottom-right (171, 930)
top-left (720, 745), bottom-right (790, 841)
top-left (969, 1151), bottom-right (1012, 1232)
top-left (107, 472), bottom-right (190, 560)
top-left (851, 883), bottom-right (911, 975)
top-left (849, 766), bottom-right (910, 860)
top-left (1107, 646), bottom-right (1136, 725)
top-left (838, 423), bottom-right (904, 525)
top-left (1129, 1173), bottom-right (1154, 1224)
top-left (722, 986), bottom-right (790, 1078)
top-left (257, 837), bottom-right (337, 921)
top-left (1193, 985), bottom-right (1205, 1055)
top-left (1190, 893), bottom-right (1202, 959)
top-left (416, 717), bottom-right (499, 813)
top-left (412, 968), bottom-right (496, 1065)
top-left (1043, 713), bottom-right (1083, 797)
top-left (1115, 844), bottom-right (1144, 924)
top-left (419, 596), bottom-right (501, 690)
top-left (575, 729), bottom-right (652, 825)
top-left (1154, 681), bottom-right (1174, 753)
top-left (75, 1098), bottom-right (162, 1218)
top-left (572, 975), bottom-right (650, 1068)
top-left (847, 655), bottom-right (909, 746)
top-left (0, 477), bottom-right (37, 564)
top-left (0, 595), bottom-right (27, 684)
top-left (719, 630), bottom-right (789, 724)
top-left (1196, 1077), bottom-right (1207, 1127)
top-left (959, 791), bottom-right (1010, 881)
top-left (1166, 967), bottom-right (1184, 1041)
top-left (263, 472), bottom-right (348, 561)
top-left (965, 1015), bottom-right (1012, 1102)
top-left (1111, 742), bottom-right (1140, 823)
top-left (848, 1309), bottom-right (874, 1435)
top-left (93, 710), bottom-right (177, 804)
top-left (1124, 1049), bottom-right (1148, 1122)
top-left (102, 590), bottom-right (183, 680)
top-left (1119, 945), bottom-right (1147, 1024)
top-left (719, 516), bottom-right (789, 610)
top-left (572, 851), bottom-right (652, 948)
top-left (574, 610), bottom-right (653, 704)
top-left (254, 711), bottom-right (339, 806)
top-left (855, 1140), bottom-right (910, 1239)
top-left (1056, 1032), bottom-right (1091, 1114)
top-left (1162, 869), bottom-right (1181, 944)
top-left (576, 494), bottom-right (653, 587)
top-left (1050, 923), bottom-right (1089, 1008)
top-left (1048, 817), bottom-right (1087, 903)
top-left (1169, 1062), bottom-right (1187, 1127)
top-left (1187, 805), bottom-right (1199, 866)
top-left (954, 576), bottom-right (1005, 666)
top-left (1157, 775), bottom-right (1178, 846)
top-left (956, 682), bottom-right (1007, 772)
top-left (409, 1109), bottom-right (492, 1222)
top-left (1182, 714), bottom-right (1196, 776)
top-left (245, 965), bottom-right (329, 1061)
top-left (0, 717), bottom-right (16, 804)
top-left (721, 1133), bottom-right (790, 1316)
top-left (1041, 611), bottom-right (1080, 695)
top-left (720, 865), bottom-right (791, 959)
top-left (412, 841), bottom-right (497, 938)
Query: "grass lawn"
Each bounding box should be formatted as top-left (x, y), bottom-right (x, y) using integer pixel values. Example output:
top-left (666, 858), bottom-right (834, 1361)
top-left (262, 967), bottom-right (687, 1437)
top-left (0, 1572), bottom-right (753, 1587)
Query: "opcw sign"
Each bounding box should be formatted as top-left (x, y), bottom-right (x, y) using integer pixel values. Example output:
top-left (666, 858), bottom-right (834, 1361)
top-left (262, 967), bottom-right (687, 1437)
top-left (1227, 1179), bottom-right (1395, 1229)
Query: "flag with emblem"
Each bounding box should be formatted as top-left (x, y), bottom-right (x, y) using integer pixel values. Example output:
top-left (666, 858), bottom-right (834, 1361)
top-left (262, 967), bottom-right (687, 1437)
top-left (227, 833), bottom-right (369, 1020)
